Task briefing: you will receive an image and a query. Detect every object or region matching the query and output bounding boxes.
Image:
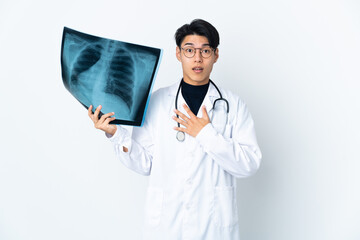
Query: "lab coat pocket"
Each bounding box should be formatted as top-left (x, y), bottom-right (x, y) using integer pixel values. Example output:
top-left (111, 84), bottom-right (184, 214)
top-left (145, 187), bottom-right (163, 227)
top-left (213, 186), bottom-right (238, 228)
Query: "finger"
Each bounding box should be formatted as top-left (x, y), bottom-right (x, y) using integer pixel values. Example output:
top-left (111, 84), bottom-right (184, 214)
top-left (174, 109), bottom-right (190, 122)
top-left (104, 117), bottom-right (116, 125)
top-left (88, 105), bottom-right (93, 117)
top-left (201, 105), bottom-right (210, 120)
top-left (97, 112), bottom-right (114, 127)
top-left (173, 126), bottom-right (187, 133)
top-left (93, 105), bottom-right (102, 122)
top-left (182, 104), bottom-right (197, 118)
top-left (172, 115), bottom-right (188, 126)
top-left (100, 112), bottom-right (115, 122)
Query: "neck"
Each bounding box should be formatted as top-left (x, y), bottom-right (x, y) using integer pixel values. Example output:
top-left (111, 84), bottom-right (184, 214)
top-left (182, 77), bottom-right (209, 86)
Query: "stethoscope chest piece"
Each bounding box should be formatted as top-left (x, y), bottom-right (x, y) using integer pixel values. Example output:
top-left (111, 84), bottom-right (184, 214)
top-left (176, 131), bottom-right (185, 142)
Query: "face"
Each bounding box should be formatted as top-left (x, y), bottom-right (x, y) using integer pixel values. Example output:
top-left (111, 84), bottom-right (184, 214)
top-left (176, 35), bottom-right (219, 86)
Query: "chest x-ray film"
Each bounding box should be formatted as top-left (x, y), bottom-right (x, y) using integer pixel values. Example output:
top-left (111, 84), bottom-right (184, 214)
top-left (61, 27), bottom-right (162, 126)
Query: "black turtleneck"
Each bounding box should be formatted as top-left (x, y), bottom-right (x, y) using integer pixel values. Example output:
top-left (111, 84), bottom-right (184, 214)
top-left (181, 79), bottom-right (210, 115)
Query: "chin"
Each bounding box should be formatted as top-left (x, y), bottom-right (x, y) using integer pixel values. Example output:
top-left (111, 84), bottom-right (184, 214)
top-left (193, 77), bottom-right (209, 83)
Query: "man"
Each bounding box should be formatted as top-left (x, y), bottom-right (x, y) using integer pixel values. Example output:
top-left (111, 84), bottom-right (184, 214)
top-left (88, 19), bottom-right (262, 240)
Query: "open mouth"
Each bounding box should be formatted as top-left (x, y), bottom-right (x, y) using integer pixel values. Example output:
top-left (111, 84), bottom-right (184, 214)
top-left (192, 67), bottom-right (203, 73)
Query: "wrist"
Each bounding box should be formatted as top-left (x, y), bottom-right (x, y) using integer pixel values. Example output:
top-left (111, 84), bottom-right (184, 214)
top-left (107, 127), bottom-right (117, 136)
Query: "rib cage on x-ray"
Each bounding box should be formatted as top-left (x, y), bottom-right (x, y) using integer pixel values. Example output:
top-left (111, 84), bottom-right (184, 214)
top-left (70, 41), bottom-right (136, 113)
top-left (105, 46), bottom-right (135, 110)
top-left (61, 27), bottom-right (162, 126)
top-left (70, 44), bottom-right (103, 85)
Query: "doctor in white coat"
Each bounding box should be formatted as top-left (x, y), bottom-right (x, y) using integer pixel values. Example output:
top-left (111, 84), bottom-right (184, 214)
top-left (88, 19), bottom-right (262, 240)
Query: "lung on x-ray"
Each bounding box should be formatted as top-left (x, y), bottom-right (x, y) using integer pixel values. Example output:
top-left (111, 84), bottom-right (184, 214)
top-left (61, 27), bottom-right (162, 126)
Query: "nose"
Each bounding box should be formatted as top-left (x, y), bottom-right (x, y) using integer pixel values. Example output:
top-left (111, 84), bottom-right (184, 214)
top-left (194, 49), bottom-right (203, 62)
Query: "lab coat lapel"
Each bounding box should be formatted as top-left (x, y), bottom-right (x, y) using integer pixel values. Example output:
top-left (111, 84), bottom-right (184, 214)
top-left (178, 90), bottom-right (188, 117)
top-left (197, 82), bottom-right (218, 119)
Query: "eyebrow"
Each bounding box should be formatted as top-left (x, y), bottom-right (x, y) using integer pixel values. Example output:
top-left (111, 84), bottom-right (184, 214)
top-left (183, 43), bottom-right (210, 47)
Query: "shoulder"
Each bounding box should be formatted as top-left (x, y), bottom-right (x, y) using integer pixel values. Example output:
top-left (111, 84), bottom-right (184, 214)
top-left (146, 81), bottom-right (178, 113)
top-left (151, 86), bottom-right (169, 100)
top-left (150, 81), bottom-right (179, 101)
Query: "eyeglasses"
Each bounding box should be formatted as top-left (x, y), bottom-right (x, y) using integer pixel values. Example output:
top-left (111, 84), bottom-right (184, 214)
top-left (181, 46), bottom-right (214, 58)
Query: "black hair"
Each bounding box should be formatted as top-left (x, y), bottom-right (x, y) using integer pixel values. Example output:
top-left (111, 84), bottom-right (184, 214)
top-left (174, 19), bottom-right (220, 49)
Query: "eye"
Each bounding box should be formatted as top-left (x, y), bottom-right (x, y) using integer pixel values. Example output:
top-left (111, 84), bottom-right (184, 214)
top-left (202, 48), bottom-right (211, 54)
top-left (185, 48), bottom-right (194, 53)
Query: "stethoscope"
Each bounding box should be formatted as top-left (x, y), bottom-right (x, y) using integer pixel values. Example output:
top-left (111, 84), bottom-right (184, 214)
top-left (175, 79), bottom-right (229, 142)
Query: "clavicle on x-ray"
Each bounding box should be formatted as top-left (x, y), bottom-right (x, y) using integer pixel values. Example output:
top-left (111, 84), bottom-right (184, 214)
top-left (61, 27), bottom-right (162, 126)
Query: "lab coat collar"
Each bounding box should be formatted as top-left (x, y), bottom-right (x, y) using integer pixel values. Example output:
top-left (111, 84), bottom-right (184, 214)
top-left (167, 79), bottom-right (219, 113)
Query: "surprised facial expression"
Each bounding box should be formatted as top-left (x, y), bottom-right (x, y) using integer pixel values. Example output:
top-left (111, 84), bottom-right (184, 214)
top-left (176, 35), bottom-right (219, 86)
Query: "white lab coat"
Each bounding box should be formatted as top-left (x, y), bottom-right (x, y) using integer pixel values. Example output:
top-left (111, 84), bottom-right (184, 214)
top-left (107, 80), bottom-right (262, 240)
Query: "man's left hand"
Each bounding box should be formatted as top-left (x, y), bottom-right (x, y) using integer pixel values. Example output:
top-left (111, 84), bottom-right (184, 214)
top-left (173, 104), bottom-right (210, 137)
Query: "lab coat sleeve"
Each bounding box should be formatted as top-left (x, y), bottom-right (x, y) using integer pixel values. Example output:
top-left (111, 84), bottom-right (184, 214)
top-left (106, 119), bottom-right (154, 176)
top-left (195, 100), bottom-right (262, 178)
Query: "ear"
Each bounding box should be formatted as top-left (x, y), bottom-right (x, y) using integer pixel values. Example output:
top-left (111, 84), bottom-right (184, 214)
top-left (176, 46), bottom-right (181, 62)
top-left (214, 48), bottom-right (219, 63)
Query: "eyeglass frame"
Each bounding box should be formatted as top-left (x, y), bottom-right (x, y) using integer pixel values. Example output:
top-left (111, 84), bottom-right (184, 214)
top-left (180, 46), bottom-right (215, 58)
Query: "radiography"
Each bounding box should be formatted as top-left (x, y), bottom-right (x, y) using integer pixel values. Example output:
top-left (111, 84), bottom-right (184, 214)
top-left (61, 27), bottom-right (162, 126)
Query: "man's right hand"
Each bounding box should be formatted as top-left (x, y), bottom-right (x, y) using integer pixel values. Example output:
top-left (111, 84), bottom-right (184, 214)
top-left (88, 105), bottom-right (117, 136)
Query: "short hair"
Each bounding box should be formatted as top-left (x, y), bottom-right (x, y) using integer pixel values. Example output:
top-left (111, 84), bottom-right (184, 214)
top-left (174, 19), bottom-right (220, 49)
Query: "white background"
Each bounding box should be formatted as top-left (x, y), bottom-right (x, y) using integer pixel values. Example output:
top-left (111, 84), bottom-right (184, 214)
top-left (1, 0), bottom-right (359, 239)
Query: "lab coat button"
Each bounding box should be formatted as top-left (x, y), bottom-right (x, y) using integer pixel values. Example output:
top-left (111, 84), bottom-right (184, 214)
top-left (185, 203), bottom-right (191, 210)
